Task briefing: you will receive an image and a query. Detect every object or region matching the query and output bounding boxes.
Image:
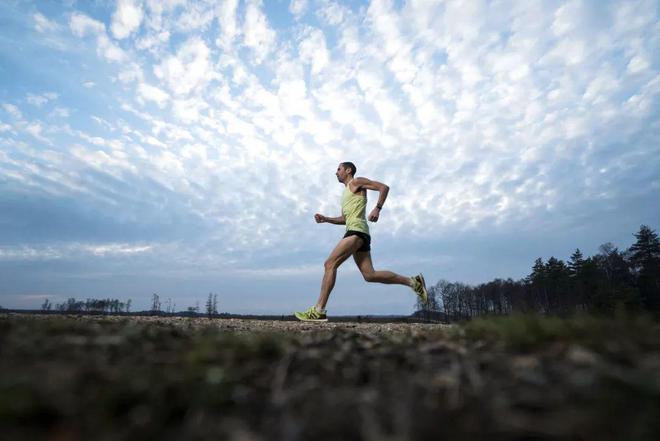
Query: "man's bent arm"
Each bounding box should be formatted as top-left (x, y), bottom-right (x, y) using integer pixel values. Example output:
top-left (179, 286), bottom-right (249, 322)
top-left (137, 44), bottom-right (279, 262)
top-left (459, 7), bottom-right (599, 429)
top-left (351, 177), bottom-right (390, 210)
top-left (324, 215), bottom-right (346, 225)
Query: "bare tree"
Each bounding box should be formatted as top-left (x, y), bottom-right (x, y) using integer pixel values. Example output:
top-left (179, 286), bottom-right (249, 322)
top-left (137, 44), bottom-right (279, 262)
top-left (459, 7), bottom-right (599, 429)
top-left (206, 293), bottom-right (219, 317)
top-left (41, 298), bottom-right (52, 311)
top-left (151, 293), bottom-right (161, 314)
top-left (206, 293), bottom-right (213, 317)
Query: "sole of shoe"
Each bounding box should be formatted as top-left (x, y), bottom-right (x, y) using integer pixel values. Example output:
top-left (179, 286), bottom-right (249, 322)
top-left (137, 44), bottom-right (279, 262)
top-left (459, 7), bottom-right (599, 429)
top-left (412, 276), bottom-right (425, 302)
top-left (418, 273), bottom-right (428, 303)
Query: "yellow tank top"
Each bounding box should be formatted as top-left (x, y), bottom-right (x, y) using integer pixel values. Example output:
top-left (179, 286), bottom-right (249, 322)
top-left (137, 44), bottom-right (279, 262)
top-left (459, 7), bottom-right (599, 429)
top-left (341, 186), bottom-right (369, 235)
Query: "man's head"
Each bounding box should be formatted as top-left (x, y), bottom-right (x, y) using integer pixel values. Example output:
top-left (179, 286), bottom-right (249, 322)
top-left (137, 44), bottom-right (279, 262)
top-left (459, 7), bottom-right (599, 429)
top-left (336, 161), bottom-right (356, 183)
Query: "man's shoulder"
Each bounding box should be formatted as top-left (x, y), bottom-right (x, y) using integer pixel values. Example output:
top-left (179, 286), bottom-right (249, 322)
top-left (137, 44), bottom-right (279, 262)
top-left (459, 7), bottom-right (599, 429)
top-left (350, 176), bottom-right (375, 192)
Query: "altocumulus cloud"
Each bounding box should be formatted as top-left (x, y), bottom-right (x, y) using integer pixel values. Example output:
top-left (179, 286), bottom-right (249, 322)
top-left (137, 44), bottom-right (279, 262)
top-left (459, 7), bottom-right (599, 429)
top-left (0, 0), bottom-right (658, 313)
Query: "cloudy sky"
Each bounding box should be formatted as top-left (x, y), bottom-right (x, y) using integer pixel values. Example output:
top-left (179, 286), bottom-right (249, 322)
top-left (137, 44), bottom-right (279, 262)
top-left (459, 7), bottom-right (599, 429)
top-left (1, 0), bottom-right (659, 314)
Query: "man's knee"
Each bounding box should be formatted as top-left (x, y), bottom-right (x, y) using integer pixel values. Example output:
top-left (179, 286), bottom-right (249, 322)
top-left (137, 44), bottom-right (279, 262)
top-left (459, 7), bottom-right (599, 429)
top-left (362, 271), bottom-right (376, 282)
top-left (324, 259), bottom-right (339, 271)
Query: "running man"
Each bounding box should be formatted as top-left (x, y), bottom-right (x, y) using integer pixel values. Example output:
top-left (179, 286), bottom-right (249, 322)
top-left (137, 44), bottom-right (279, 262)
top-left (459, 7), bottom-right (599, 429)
top-left (294, 161), bottom-right (428, 322)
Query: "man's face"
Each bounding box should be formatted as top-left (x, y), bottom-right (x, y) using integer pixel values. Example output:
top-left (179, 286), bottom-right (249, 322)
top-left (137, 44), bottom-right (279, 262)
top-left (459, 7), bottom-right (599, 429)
top-left (336, 164), bottom-right (347, 183)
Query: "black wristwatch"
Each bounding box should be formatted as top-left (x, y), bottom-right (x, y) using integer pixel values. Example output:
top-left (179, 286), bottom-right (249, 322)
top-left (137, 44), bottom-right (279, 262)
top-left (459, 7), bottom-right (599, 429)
top-left (376, 205), bottom-right (383, 210)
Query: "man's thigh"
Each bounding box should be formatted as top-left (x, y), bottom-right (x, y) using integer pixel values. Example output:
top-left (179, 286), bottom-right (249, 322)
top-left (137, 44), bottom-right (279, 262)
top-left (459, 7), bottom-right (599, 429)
top-left (326, 235), bottom-right (364, 267)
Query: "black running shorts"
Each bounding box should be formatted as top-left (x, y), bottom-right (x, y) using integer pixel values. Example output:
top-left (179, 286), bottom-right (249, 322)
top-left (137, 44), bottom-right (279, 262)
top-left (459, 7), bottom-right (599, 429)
top-left (344, 230), bottom-right (371, 252)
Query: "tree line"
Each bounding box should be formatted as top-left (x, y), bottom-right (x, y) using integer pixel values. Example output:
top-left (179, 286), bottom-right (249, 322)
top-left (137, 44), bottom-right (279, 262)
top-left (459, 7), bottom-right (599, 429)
top-left (41, 292), bottom-right (220, 317)
top-left (417, 225), bottom-right (660, 320)
top-left (43, 297), bottom-right (133, 314)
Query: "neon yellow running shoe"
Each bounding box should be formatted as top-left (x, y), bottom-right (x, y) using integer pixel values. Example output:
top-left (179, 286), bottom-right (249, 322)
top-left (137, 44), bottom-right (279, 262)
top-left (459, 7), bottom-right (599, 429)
top-left (294, 306), bottom-right (328, 322)
top-left (412, 273), bottom-right (428, 304)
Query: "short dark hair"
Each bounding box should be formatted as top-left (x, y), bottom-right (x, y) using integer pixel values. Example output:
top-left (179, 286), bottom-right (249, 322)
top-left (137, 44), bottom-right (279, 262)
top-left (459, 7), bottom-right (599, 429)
top-left (341, 161), bottom-right (356, 176)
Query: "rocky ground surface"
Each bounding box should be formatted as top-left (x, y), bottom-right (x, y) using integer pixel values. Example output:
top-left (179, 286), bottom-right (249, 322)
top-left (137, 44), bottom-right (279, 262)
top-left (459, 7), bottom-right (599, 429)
top-left (1, 312), bottom-right (659, 440)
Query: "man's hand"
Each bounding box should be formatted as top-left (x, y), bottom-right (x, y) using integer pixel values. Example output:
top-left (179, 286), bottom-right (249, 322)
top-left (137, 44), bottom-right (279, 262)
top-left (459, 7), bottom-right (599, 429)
top-left (314, 213), bottom-right (326, 223)
top-left (368, 208), bottom-right (380, 222)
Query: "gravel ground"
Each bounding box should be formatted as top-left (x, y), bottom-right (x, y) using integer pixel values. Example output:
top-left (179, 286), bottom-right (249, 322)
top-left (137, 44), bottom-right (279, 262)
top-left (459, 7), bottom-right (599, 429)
top-left (124, 315), bottom-right (451, 333)
top-left (1, 312), bottom-right (451, 333)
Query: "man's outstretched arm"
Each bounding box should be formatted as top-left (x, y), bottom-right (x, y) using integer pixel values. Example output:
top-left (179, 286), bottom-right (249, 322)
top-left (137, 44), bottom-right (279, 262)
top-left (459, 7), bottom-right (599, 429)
top-left (315, 213), bottom-right (345, 225)
top-left (350, 177), bottom-right (389, 222)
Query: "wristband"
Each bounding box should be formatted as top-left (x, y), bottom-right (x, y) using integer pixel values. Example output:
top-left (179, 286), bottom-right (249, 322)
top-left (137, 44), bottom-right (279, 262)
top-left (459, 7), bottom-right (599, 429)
top-left (376, 205), bottom-right (383, 210)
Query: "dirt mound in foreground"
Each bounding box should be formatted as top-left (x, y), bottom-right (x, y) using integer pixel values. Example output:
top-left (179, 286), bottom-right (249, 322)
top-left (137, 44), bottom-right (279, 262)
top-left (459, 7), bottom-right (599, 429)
top-left (1, 313), bottom-right (658, 440)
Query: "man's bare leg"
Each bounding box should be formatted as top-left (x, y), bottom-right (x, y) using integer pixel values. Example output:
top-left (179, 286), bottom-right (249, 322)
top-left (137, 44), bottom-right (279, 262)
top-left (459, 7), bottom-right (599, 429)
top-left (353, 252), bottom-right (413, 286)
top-left (316, 236), bottom-right (364, 310)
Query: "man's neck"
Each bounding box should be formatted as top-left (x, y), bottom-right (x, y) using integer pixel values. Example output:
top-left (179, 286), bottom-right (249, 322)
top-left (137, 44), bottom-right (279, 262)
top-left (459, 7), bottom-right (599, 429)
top-left (344, 176), bottom-right (353, 187)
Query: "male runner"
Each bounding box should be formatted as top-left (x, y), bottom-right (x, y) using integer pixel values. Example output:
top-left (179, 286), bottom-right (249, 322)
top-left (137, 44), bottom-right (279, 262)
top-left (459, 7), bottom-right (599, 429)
top-left (294, 161), bottom-right (428, 322)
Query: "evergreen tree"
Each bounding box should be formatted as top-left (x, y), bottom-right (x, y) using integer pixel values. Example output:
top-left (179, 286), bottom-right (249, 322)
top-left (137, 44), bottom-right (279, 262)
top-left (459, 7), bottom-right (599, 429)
top-left (527, 258), bottom-right (549, 312)
top-left (629, 225), bottom-right (660, 272)
top-left (529, 258), bottom-right (546, 284)
top-left (545, 257), bottom-right (571, 313)
top-left (568, 249), bottom-right (584, 277)
top-left (629, 225), bottom-right (660, 310)
top-left (568, 249), bottom-right (587, 310)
